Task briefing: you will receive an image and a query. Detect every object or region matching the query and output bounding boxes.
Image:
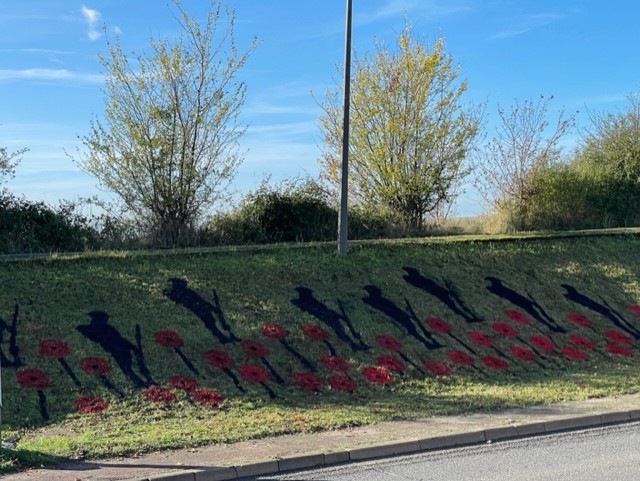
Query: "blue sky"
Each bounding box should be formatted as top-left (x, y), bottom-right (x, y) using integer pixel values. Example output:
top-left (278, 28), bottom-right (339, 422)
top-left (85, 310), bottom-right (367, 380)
top-left (1, 0), bottom-right (639, 216)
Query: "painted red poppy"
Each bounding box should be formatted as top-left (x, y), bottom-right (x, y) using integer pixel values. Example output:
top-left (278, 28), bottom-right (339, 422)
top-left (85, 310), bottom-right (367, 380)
top-left (143, 386), bottom-right (177, 403)
top-left (604, 330), bottom-right (632, 345)
top-left (529, 335), bottom-right (555, 351)
top-left (241, 340), bottom-right (269, 358)
top-left (375, 354), bottom-right (405, 372)
top-left (239, 363), bottom-right (269, 383)
top-left (561, 345), bottom-right (587, 360)
top-left (362, 366), bottom-right (393, 384)
top-left (606, 343), bottom-right (632, 357)
top-left (425, 317), bottom-right (452, 334)
top-left (38, 339), bottom-right (71, 358)
top-left (75, 395), bottom-right (109, 413)
top-left (423, 359), bottom-right (452, 376)
top-left (509, 346), bottom-right (536, 361)
top-left (192, 388), bottom-right (224, 407)
top-left (565, 312), bottom-right (592, 327)
top-left (446, 349), bottom-right (474, 365)
top-left (328, 375), bottom-right (357, 392)
top-left (16, 368), bottom-right (50, 389)
top-left (293, 371), bottom-right (323, 391)
top-left (320, 355), bottom-right (350, 372)
top-left (261, 323), bottom-right (289, 340)
top-left (203, 350), bottom-right (234, 369)
top-left (79, 357), bottom-right (113, 376)
top-left (492, 322), bottom-right (518, 338)
top-left (168, 375), bottom-right (198, 392)
top-left (568, 334), bottom-right (595, 350)
top-left (153, 329), bottom-right (184, 348)
top-left (301, 323), bottom-right (329, 341)
top-left (482, 356), bottom-right (509, 370)
top-left (629, 304), bottom-right (640, 314)
top-left (505, 309), bottom-right (529, 324)
top-left (374, 334), bottom-right (402, 351)
top-left (468, 331), bottom-right (494, 346)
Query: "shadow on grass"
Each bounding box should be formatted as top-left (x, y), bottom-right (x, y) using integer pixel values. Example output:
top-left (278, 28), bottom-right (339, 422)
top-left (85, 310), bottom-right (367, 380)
top-left (0, 447), bottom-right (67, 474)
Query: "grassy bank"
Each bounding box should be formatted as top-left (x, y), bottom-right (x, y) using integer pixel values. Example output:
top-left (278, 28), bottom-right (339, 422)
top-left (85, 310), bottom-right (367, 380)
top-left (1, 233), bottom-right (640, 471)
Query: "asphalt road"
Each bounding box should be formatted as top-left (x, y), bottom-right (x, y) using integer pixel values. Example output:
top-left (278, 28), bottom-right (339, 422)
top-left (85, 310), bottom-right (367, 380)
top-left (249, 421), bottom-right (640, 481)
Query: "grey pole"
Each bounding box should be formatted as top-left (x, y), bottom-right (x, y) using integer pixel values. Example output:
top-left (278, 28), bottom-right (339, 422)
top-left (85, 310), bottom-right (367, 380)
top-left (338, 0), bottom-right (352, 255)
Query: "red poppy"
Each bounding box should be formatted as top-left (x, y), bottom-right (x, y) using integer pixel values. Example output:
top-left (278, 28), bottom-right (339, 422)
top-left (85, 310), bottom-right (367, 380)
top-left (568, 334), bottom-right (595, 350)
top-left (143, 386), bottom-right (177, 403)
top-left (16, 368), bottom-right (50, 389)
top-left (375, 354), bottom-right (405, 372)
top-left (168, 375), bottom-right (198, 392)
top-left (38, 339), bottom-right (71, 358)
top-left (192, 388), bottom-right (225, 407)
top-left (629, 304), bottom-right (640, 314)
top-left (425, 317), bottom-right (452, 334)
top-left (374, 334), bottom-right (402, 351)
top-left (446, 350), bottom-right (474, 366)
top-left (293, 371), bottom-right (323, 391)
top-left (509, 346), bottom-right (536, 361)
top-left (529, 335), bottom-right (555, 351)
top-left (320, 355), bottom-right (350, 372)
top-left (606, 343), bottom-right (632, 357)
top-left (328, 375), bottom-right (357, 392)
top-left (79, 357), bottom-right (113, 376)
top-left (565, 312), bottom-right (592, 327)
top-left (492, 322), bottom-right (518, 338)
top-left (423, 360), bottom-right (452, 376)
top-left (505, 309), bottom-right (529, 324)
top-left (362, 366), bottom-right (393, 384)
top-left (301, 323), bottom-right (329, 341)
top-left (261, 323), bottom-right (289, 340)
top-left (239, 363), bottom-right (269, 383)
top-left (75, 395), bottom-right (109, 413)
top-left (561, 345), bottom-right (587, 360)
top-left (153, 329), bottom-right (184, 348)
top-left (604, 330), bottom-right (632, 345)
top-left (482, 356), bottom-right (509, 370)
top-left (468, 331), bottom-right (494, 346)
top-left (240, 340), bottom-right (269, 358)
top-left (203, 350), bottom-right (234, 369)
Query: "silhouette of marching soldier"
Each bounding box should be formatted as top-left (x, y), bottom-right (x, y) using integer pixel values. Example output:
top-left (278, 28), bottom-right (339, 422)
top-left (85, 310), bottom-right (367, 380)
top-left (76, 310), bottom-right (153, 388)
top-left (0, 303), bottom-right (23, 368)
top-left (362, 285), bottom-right (442, 350)
top-left (164, 278), bottom-right (239, 345)
top-left (292, 287), bottom-right (369, 352)
top-left (561, 283), bottom-right (640, 339)
top-left (485, 276), bottom-right (566, 333)
top-left (403, 267), bottom-right (483, 323)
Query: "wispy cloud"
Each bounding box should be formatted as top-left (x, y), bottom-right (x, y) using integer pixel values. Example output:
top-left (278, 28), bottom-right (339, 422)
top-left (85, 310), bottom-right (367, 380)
top-left (0, 48), bottom-right (75, 55)
top-left (490, 13), bottom-right (565, 40)
top-left (0, 68), bottom-right (103, 84)
top-left (81, 5), bottom-right (102, 41)
top-left (363, 0), bottom-right (472, 23)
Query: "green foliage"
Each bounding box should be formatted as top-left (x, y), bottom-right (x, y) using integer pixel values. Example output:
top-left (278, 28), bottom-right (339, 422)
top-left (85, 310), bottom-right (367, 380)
top-left (319, 24), bottom-right (481, 231)
top-left (74, 0), bottom-right (257, 247)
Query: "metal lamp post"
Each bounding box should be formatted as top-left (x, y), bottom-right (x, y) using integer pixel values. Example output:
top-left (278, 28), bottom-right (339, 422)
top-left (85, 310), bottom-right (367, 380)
top-left (338, 0), bottom-right (352, 255)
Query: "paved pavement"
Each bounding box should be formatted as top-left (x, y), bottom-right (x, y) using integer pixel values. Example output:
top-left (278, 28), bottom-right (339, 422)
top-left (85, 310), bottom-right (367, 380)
top-left (4, 393), bottom-right (640, 481)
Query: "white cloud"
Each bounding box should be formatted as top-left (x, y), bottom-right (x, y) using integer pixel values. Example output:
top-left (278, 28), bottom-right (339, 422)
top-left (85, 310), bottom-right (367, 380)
top-left (81, 5), bottom-right (102, 41)
top-left (363, 0), bottom-right (472, 23)
top-left (490, 13), bottom-right (564, 41)
top-left (0, 68), bottom-right (103, 84)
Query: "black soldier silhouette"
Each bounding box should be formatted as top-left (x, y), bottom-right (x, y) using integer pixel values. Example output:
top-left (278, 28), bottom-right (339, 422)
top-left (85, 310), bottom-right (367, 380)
top-left (292, 287), bottom-right (368, 352)
top-left (76, 310), bottom-right (153, 388)
top-left (0, 304), bottom-right (22, 368)
top-left (164, 278), bottom-right (239, 344)
top-left (403, 267), bottom-right (483, 323)
top-left (561, 283), bottom-right (640, 339)
top-left (485, 276), bottom-right (566, 333)
top-left (362, 285), bottom-right (442, 350)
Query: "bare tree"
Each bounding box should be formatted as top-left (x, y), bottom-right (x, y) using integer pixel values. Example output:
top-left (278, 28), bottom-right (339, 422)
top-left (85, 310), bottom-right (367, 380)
top-left (74, 0), bottom-right (256, 246)
top-left (0, 145), bottom-right (27, 189)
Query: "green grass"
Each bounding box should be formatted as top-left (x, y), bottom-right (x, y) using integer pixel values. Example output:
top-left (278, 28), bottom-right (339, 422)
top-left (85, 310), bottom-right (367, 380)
top-left (1, 231), bottom-right (640, 472)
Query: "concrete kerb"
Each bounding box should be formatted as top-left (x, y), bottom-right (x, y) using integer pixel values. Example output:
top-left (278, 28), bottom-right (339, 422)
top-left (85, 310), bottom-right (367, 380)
top-left (137, 410), bottom-right (640, 481)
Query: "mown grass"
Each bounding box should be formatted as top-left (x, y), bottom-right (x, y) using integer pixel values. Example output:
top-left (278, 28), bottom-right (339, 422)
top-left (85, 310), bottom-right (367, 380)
top-left (1, 232), bottom-right (640, 472)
